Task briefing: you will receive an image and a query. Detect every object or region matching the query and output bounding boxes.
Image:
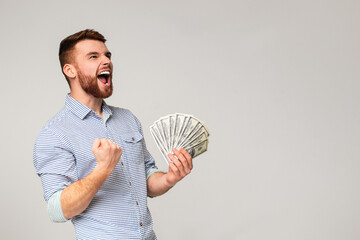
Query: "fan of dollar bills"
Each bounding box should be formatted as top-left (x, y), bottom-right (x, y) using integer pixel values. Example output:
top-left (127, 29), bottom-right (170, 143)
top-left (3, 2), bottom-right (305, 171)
top-left (150, 113), bottom-right (210, 164)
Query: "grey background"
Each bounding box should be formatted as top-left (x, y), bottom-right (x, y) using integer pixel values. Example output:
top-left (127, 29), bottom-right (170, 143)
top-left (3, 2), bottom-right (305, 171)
top-left (1, 0), bottom-right (359, 239)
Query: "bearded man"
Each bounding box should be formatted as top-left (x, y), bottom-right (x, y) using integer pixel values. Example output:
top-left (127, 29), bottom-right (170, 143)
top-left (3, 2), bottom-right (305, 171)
top-left (33, 29), bottom-right (193, 240)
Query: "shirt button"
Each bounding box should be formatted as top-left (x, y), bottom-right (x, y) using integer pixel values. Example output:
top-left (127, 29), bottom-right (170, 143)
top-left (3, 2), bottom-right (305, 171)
top-left (140, 222), bottom-right (143, 226)
top-left (136, 201), bottom-right (139, 205)
top-left (131, 137), bottom-right (135, 141)
top-left (129, 182), bottom-right (132, 186)
top-left (121, 162), bottom-right (124, 166)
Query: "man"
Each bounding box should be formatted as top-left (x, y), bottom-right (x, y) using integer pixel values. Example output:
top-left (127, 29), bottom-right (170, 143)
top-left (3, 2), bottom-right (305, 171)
top-left (33, 29), bottom-right (193, 240)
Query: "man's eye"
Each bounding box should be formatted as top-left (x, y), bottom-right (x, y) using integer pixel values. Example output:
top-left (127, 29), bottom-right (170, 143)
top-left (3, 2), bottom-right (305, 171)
top-left (90, 55), bottom-right (97, 59)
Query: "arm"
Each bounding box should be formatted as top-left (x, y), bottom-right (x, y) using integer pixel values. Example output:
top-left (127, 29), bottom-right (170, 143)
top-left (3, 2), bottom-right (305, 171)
top-left (147, 148), bottom-right (193, 197)
top-left (60, 138), bottom-right (122, 219)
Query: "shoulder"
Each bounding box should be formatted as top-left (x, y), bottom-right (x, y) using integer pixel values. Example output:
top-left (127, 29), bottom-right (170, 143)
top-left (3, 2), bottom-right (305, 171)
top-left (108, 105), bottom-right (133, 116)
top-left (108, 105), bottom-right (139, 122)
top-left (35, 107), bottom-right (72, 144)
top-left (107, 105), bottom-right (143, 131)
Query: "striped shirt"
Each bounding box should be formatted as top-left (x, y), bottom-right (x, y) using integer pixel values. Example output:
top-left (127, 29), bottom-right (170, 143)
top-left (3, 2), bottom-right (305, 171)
top-left (33, 94), bottom-right (159, 239)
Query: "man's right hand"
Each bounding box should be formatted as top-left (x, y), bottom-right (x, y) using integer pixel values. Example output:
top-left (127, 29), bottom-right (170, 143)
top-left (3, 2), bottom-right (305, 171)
top-left (61, 138), bottom-right (122, 219)
top-left (92, 138), bottom-right (123, 174)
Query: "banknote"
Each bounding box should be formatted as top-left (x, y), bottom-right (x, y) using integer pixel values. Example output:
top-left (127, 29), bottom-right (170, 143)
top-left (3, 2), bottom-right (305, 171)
top-left (185, 139), bottom-right (208, 158)
top-left (175, 116), bottom-right (200, 149)
top-left (159, 117), bottom-right (171, 152)
top-left (150, 113), bottom-right (209, 164)
top-left (181, 123), bottom-right (210, 149)
top-left (173, 114), bottom-right (190, 149)
top-left (150, 126), bottom-right (169, 162)
top-left (183, 131), bottom-right (209, 150)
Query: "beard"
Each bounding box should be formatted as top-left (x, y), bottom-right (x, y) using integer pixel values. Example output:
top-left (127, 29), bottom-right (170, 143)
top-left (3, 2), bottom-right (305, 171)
top-left (77, 69), bottom-right (113, 99)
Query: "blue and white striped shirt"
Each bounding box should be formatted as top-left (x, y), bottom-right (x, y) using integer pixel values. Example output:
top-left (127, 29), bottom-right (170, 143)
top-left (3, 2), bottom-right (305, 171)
top-left (34, 94), bottom-right (159, 239)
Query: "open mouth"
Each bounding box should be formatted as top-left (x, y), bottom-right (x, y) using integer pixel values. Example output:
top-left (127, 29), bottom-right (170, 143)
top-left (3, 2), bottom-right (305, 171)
top-left (97, 71), bottom-right (111, 86)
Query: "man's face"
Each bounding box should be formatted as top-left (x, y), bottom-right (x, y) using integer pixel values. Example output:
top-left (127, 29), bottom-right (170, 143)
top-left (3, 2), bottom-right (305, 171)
top-left (73, 39), bottom-right (113, 99)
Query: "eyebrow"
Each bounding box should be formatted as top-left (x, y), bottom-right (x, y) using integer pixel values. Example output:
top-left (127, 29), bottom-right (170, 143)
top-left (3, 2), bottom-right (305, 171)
top-left (86, 52), bottom-right (99, 56)
top-left (86, 51), bottom-right (112, 57)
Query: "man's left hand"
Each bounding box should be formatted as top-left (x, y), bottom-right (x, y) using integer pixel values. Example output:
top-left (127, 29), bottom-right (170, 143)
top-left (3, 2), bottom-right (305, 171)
top-left (165, 148), bottom-right (193, 187)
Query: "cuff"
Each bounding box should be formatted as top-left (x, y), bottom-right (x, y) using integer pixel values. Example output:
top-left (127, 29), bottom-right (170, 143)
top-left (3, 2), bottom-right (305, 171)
top-left (47, 190), bottom-right (68, 223)
top-left (146, 166), bottom-right (161, 180)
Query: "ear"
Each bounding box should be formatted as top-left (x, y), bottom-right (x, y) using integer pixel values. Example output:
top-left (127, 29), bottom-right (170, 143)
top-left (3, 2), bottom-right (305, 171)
top-left (63, 64), bottom-right (77, 79)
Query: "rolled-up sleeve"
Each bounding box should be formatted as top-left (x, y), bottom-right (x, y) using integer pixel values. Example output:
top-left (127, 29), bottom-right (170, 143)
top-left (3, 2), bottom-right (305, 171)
top-left (47, 190), bottom-right (68, 222)
top-left (33, 129), bottom-right (78, 202)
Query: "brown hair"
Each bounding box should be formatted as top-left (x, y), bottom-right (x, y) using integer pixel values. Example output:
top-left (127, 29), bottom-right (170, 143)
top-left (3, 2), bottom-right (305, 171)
top-left (59, 29), bottom-right (106, 84)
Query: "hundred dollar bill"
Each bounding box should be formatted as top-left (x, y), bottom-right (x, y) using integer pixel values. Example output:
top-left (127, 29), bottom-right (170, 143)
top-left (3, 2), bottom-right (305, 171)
top-left (150, 126), bottom-right (170, 163)
top-left (182, 131), bottom-right (209, 150)
top-left (169, 113), bottom-right (182, 151)
top-left (180, 123), bottom-right (210, 149)
top-left (176, 122), bottom-right (202, 149)
top-left (172, 114), bottom-right (181, 149)
top-left (154, 121), bottom-right (167, 152)
top-left (175, 116), bottom-right (200, 149)
top-left (150, 113), bottom-right (209, 162)
top-left (185, 139), bottom-right (209, 158)
top-left (151, 118), bottom-right (168, 163)
top-left (159, 117), bottom-right (171, 152)
top-left (173, 114), bottom-right (190, 149)
top-left (169, 114), bottom-right (176, 151)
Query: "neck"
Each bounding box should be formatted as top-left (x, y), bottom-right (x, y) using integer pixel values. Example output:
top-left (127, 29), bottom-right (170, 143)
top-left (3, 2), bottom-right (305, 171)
top-left (70, 90), bottom-right (103, 119)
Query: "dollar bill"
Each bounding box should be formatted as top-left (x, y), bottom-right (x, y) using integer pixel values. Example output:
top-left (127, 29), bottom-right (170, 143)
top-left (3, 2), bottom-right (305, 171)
top-left (173, 114), bottom-right (190, 149)
top-left (180, 123), bottom-right (210, 148)
top-left (185, 139), bottom-right (208, 158)
top-left (150, 113), bottom-right (209, 164)
top-left (175, 116), bottom-right (200, 149)
top-left (154, 121), bottom-right (167, 152)
top-left (150, 125), bottom-right (170, 162)
top-left (159, 117), bottom-right (171, 152)
top-left (182, 131), bottom-right (209, 149)
top-left (169, 114), bottom-right (176, 151)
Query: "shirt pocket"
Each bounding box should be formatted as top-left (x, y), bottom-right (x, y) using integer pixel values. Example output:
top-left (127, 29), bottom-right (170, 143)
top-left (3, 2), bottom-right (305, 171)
top-left (120, 131), bottom-right (144, 163)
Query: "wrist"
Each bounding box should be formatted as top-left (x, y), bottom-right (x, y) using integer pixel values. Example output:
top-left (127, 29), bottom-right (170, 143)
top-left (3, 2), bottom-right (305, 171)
top-left (163, 173), bottom-right (176, 188)
top-left (93, 163), bottom-right (113, 179)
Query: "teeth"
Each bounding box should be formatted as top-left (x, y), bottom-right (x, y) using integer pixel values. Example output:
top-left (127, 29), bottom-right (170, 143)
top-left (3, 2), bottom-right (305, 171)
top-left (98, 71), bottom-right (110, 76)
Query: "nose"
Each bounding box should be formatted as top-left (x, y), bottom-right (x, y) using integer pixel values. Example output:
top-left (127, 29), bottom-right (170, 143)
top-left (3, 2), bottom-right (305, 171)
top-left (102, 55), bottom-right (111, 66)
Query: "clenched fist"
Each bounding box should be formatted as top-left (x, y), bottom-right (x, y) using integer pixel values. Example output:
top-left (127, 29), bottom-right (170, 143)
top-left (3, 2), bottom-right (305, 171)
top-left (92, 138), bottom-right (123, 174)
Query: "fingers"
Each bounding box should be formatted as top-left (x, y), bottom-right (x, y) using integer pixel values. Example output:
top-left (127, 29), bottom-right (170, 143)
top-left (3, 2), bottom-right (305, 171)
top-left (105, 139), bottom-right (122, 154)
top-left (92, 138), bottom-right (122, 160)
top-left (173, 148), bottom-right (191, 174)
top-left (103, 138), bottom-right (119, 149)
top-left (168, 148), bottom-right (193, 178)
top-left (93, 138), bottom-right (119, 149)
top-left (168, 160), bottom-right (179, 175)
top-left (180, 148), bottom-right (193, 170)
top-left (167, 153), bottom-right (182, 176)
top-left (92, 138), bottom-right (101, 151)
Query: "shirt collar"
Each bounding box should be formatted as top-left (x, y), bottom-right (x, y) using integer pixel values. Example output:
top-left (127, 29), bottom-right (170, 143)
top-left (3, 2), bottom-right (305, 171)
top-left (65, 94), bottom-right (112, 120)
